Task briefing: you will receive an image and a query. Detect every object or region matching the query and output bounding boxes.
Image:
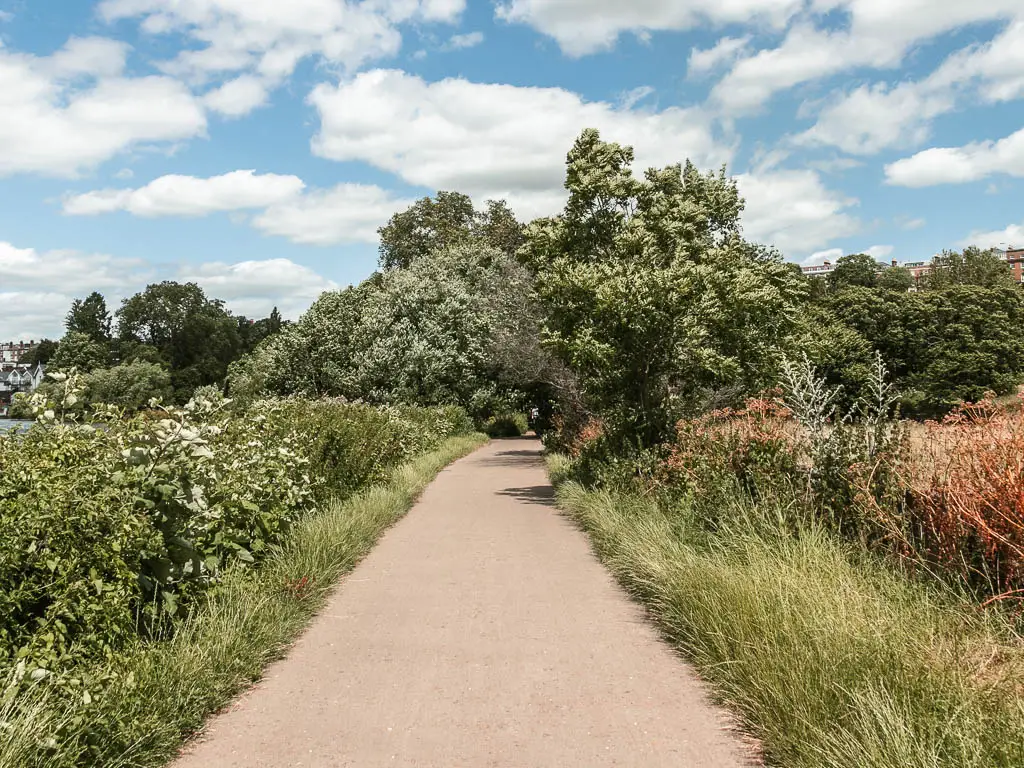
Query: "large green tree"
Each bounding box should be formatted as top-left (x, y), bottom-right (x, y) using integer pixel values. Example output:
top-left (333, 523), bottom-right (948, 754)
top-left (524, 129), bottom-right (805, 446)
top-left (48, 332), bottom-right (109, 373)
top-left (86, 361), bottom-right (173, 411)
top-left (116, 282), bottom-right (241, 402)
top-left (827, 253), bottom-right (879, 291)
top-left (65, 292), bottom-right (112, 343)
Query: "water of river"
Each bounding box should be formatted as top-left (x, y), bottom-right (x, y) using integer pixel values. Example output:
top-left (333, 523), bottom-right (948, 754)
top-left (0, 419), bottom-right (35, 433)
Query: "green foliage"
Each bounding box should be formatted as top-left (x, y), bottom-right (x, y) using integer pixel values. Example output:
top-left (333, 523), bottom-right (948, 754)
top-left (65, 293), bottom-right (111, 344)
top-left (0, 373), bottom-right (473, 688)
top-left (19, 340), bottom-right (58, 367)
top-left (377, 192), bottom-right (525, 271)
top-left (7, 393), bottom-right (33, 420)
top-left (555, 479), bottom-right (1024, 768)
top-left (116, 282), bottom-right (242, 403)
top-left (227, 245), bottom-right (545, 420)
top-left (826, 253), bottom-right (880, 290)
top-left (819, 284), bottom-right (1024, 417)
top-left (481, 411), bottom-right (529, 437)
top-left (526, 128), bottom-right (806, 447)
top-left (0, 434), bottom-right (485, 768)
top-left (48, 332), bottom-right (109, 374)
top-left (921, 246), bottom-right (1015, 290)
top-left (84, 361), bottom-right (173, 411)
top-left (876, 266), bottom-right (914, 292)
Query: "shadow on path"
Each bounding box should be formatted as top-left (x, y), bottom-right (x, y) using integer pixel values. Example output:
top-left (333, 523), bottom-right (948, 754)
top-left (497, 485), bottom-right (555, 507)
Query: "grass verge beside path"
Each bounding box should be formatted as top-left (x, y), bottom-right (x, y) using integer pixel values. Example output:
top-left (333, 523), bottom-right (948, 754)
top-left (1, 434), bottom-right (487, 768)
top-left (548, 457), bottom-right (1024, 768)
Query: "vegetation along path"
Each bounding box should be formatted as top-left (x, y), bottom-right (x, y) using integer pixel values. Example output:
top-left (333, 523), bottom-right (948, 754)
top-left (173, 438), bottom-right (747, 767)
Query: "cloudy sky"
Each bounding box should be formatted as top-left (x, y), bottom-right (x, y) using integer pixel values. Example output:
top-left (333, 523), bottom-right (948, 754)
top-left (1, 1), bottom-right (1023, 341)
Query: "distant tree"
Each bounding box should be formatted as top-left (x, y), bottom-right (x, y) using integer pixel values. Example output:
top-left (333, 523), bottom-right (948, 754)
top-left (876, 266), bottom-right (914, 292)
top-left (48, 332), bottom-right (109, 373)
top-left (920, 247), bottom-right (1014, 290)
top-left (827, 253), bottom-right (878, 291)
top-left (65, 292), bottom-right (112, 343)
top-left (20, 339), bottom-right (58, 366)
top-left (378, 192), bottom-right (526, 270)
top-left (116, 282), bottom-right (242, 402)
top-left (236, 306), bottom-right (287, 354)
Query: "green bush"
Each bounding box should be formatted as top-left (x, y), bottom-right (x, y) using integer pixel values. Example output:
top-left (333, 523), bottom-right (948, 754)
top-left (7, 393), bottom-right (32, 420)
top-left (0, 374), bottom-right (472, 688)
top-left (481, 411), bottom-right (528, 437)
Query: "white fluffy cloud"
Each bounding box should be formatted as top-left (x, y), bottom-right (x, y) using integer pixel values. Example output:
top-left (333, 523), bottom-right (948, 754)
top-left (688, 36), bottom-right (751, 78)
top-left (445, 31), bottom-right (484, 50)
top-left (495, 0), bottom-right (800, 56)
top-left (795, 17), bottom-right (1024, 156)
top-left (0, 37), bottom-right (207, 177)
top-left (98, 0), bottom-right (466, 115)
top-left (0, 239), bottom-right (339, 339)
top-left (958, 222), bottom-right (1024, 250)
top-left (735, 168), bottom-right (861, 256)
top-left (202, 75), bottom-right (271, 117)
top-left (0, 240), bottom-right (149, 293)
top-left (62, 171), bottom-right (409, 246)
top-left (711, 2), bottom-right (1024, 115)
top-left (309, 68), bottom-right (730, 220)
top-left (796, 81), bottom-right (954, 155)
top-left (885, 127), bottom-right (1024, 187)
top-left (0, 240), bottom-right (152, 340)
top-left (253, 184), bottom-right (414, 245)
top-left (63, 170), bottom-right (306, 217)
top-left (177, 258), bottom-right (338, 319)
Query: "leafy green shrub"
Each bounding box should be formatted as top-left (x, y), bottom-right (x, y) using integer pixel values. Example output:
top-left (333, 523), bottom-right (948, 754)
top-left (7, 393), bottom-right (32, 420)
top-left (481, 411), bottom-right (528, 437)
top-left (0, 374), bottom-right (473, 689)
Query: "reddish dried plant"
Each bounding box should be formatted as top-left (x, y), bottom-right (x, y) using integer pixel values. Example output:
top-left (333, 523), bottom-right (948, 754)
top-left (904, 395), bottom-right (1024, 600)
top-left (659, 396), bottom-right (798, 492)
top-left (283, 575), bottom-right (314, 602)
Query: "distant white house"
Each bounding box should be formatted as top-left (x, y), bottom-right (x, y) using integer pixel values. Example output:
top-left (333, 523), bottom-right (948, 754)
top-left (0, 363), bottom-right (46, 414)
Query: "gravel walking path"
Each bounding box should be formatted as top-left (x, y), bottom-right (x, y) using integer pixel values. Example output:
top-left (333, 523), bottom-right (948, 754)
top-left (172, 438), bottom-right (748, 767)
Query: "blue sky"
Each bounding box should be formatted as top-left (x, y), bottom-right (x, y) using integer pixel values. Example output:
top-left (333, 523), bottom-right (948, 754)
top-left (2, 0), bottom-right (1023, 340)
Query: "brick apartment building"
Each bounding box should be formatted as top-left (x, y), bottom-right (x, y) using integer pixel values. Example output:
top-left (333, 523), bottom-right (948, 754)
top-left (0, 341), bottom-right (37, 364)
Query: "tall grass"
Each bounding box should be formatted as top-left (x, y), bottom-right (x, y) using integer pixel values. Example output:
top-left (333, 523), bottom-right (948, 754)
top-left (553, 468), bottom-right (1024, 768)
top-left (0, 434), bottom-right (485, 768)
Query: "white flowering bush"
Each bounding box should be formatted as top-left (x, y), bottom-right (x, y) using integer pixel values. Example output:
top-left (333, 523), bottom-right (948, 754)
top-left (0, 373), bottom-right (471, 684)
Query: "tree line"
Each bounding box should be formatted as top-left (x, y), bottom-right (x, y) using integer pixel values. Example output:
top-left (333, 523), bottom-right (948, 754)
top-left (17, 284), bottom-right (284, 413)
top-left (227, 129), bottom-right (1024, 448)
top-left (23, 128), bottom-right (1024, 440)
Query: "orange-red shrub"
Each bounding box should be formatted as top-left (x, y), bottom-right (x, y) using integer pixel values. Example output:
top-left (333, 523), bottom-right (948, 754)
top-left (905, 396), bottom-right (1024, 600)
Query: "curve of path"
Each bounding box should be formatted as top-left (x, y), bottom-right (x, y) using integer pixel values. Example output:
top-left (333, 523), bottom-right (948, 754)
top-left (172, 438), bottom-right (749, 767)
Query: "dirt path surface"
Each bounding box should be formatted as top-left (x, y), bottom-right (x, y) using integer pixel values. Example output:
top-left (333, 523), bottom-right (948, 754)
top-left (172, 438), bottom-right (748, 767)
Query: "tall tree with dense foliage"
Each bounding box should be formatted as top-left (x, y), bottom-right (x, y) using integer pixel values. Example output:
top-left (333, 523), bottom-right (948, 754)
top-left (524, 129), bottom-right (805, 447)
top-left (226, 245), bottom-right (551, 418)
top-left (116, 282), bottom-right (241, 402)
top-left (48, 331), bottom-right (109, 373)
top-left (65, 292), bottom-right (112, 343)
top-left (827, 253), bottom-right (879, 291)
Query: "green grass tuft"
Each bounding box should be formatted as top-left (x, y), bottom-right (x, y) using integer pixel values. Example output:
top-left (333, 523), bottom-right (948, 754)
top-left (551, 462), bottom-right (1024, 768)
